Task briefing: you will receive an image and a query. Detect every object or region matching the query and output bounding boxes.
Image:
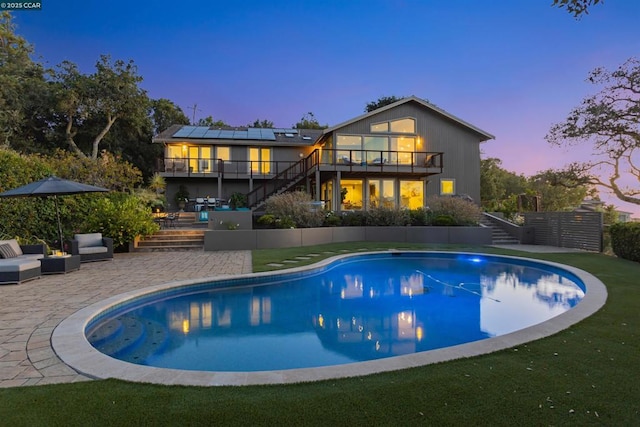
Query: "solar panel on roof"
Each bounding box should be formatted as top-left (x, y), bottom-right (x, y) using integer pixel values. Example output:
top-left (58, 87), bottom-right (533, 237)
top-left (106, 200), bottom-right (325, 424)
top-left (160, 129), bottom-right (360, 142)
top-left (260, 129), bottom-right (276, 140)
top-left (172, 126), bottom-right (197, 137)
top-left (233, 131), bottom-right (248, 139)
top-left (189, 126), bottom-right (209, 137)
top-left (219, 130), bottom-right (235, 138)
top-left (204, 130), bottom-right (222, 138)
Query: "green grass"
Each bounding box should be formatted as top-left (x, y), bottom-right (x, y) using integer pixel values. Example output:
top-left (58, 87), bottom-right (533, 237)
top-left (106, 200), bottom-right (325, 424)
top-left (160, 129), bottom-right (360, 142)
top-left (1, 243), bottom-right (639, 426)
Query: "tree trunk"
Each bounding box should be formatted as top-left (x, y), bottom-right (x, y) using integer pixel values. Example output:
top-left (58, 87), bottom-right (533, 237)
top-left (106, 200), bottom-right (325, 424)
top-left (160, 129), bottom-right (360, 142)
top-left (91, 113), bottom-right (117, 159)
top-left (64, 115), bottom-right (86, 158)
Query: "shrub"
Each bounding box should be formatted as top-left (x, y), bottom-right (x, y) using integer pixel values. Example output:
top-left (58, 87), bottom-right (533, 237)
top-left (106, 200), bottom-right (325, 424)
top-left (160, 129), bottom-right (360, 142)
top-left (323, 212), bottom-right (342, 227)
top-left (264, 191), bottom-right (325, 228)
top-left (432, 214), bottom-right (456, 226)
top-left (341, 211), bottom-right (367, 226)
top-left (409, 208), bottom-right (429, 226)
top-left (609, 222), bottom-right (640, 262)
top-left (365, 206), bottom-right (410, 226)
top-left (426, 195), bottom-right (482, 226)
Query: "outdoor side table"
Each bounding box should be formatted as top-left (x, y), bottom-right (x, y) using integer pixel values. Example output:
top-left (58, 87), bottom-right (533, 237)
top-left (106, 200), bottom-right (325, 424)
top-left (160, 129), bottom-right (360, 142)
top-left (41, 255), bottom-right (81, 275)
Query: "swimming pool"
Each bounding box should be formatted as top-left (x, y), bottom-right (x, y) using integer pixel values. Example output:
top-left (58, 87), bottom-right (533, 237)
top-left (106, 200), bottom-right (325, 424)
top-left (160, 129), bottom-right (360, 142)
top-left (52, 251), bottom-right (607, 386)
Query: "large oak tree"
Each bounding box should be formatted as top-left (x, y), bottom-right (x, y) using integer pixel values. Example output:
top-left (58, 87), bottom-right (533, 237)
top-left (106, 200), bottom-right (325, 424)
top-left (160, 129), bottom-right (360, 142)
top-left (546, 58), bottom-right (640, 206)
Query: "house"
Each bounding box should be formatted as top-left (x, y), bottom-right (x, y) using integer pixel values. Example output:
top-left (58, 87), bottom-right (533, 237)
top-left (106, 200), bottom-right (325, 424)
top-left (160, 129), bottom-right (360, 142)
top-left (153, 96), bottom-right (494, 212)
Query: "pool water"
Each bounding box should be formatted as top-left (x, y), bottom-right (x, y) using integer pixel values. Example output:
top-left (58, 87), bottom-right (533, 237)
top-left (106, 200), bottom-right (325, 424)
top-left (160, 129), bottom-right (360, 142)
top-left (86, 253), bottom-right (585, 372)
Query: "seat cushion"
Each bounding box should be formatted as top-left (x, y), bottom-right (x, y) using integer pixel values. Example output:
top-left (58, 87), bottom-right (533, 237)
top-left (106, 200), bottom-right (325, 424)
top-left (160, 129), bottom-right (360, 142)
top-left (0, 258), bottom-right (41, 272)
top-left (0, 239), bottom-right (23, 257)
top-left (78, 246), bottom-right (108, 255)
top-left (74, 233), bottom-right (103, 248)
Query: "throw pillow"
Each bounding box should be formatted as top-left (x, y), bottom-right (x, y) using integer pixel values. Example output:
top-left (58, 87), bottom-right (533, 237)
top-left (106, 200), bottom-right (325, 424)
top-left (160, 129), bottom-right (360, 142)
top-left (0, 243), bottom-right (18, 259)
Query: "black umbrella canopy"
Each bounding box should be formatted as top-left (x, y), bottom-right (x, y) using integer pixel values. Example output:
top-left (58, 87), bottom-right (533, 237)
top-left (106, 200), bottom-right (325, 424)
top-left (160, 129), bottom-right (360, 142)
top-left (0, 176), bottom-right (109, 197)
top-left (0, 176), bottom-right (109, 250)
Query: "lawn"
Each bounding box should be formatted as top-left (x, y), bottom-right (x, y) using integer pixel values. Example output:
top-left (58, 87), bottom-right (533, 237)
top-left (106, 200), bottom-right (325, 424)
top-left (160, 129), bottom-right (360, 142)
top-left (0, 243), bottom-right (638, 426)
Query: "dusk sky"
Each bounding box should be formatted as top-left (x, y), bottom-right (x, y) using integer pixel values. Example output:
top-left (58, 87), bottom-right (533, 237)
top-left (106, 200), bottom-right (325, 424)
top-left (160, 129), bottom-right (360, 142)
top-left (11, 0), bottom-right (640, 216)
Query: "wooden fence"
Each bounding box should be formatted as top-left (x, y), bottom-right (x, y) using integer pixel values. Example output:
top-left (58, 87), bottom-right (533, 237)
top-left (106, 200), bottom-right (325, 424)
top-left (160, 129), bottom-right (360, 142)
top-left (524, 212), bottom-right (603, 252)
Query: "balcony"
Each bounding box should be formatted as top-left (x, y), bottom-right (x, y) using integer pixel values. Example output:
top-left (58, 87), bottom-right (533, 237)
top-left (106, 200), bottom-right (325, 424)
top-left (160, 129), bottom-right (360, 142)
top-left (157, 149), bottom-right (442, 179)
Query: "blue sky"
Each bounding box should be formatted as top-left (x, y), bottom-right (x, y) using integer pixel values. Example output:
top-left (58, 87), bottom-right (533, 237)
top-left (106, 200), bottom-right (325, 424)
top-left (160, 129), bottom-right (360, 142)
top-left (11, 0), bottom-right (640, 215)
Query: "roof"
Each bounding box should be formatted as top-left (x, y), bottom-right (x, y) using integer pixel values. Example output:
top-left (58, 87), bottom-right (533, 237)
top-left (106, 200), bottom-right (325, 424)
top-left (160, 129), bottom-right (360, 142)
top-left (322, 95), bottom-right (495, 141)
top-left (153, 125), bottom-right (324, 146)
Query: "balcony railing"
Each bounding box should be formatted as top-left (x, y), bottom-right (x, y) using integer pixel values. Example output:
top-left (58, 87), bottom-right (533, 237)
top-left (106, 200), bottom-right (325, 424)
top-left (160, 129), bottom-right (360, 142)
top-left (158, 149), bottom-right (442, 178)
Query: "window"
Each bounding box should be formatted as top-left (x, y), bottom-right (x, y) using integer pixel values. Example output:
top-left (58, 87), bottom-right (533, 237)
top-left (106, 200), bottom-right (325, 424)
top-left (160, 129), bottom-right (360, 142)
top-left (400, 181), bottom-right (423, 209)
top-left (390, 118), bottom-right (415, 133)
top-left (337, 135), bottom-right (362, 164)
top-left (390, 137), bottom-right (415, 164)
top-left (370, 122), bottom-right (389, 133)
top-left (440, 179), bottom-right (455, 195)
top-left (368, 179), bottom-right (395, 208)
top-left (341, 179), bottom-right (363, 210)
top-left (216, 146), bottom-right (230, 162)
top-left (249, 147), bottom-right (271, 174)
top-left (363, 136), bottom-right (388, 163)
top-left (370, 118), bottom-right (416, 134)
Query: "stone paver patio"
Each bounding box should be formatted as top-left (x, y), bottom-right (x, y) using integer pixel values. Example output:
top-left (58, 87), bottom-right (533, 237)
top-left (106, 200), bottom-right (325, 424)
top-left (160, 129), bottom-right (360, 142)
top-left (0, 251), bottom-right (251, 387)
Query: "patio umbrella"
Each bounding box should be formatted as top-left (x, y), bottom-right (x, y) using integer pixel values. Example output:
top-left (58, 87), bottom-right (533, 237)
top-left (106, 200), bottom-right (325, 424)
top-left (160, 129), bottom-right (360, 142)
top-left (0, 175), bottom-right (109, 249)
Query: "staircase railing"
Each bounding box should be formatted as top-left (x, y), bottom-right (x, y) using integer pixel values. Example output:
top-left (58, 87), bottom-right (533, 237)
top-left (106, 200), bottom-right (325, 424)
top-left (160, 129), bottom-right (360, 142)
top-left (246, 150), bottom-right (320, 208)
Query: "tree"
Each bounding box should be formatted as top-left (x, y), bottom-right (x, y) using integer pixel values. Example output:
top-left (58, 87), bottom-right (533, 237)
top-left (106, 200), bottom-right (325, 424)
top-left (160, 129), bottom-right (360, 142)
top-left (293, 112), bottom-right (327, 130)
top-left (150, 98), bottom-right (189, 135)
top-left (248, 118), bottom-right (274, 128)
top-left (480, 157), bottom-right (527, 215)
top-left (0, 12), bottom-right (48, 150)
top-left (51, 55), bottom-right (149, 160)
top-left (546, 58), bottom-right (640, 206)
top-left (528, 169), bottom-right (591, 212)
top-left (365, 96), bottom-right (403, 113)
top-left (196, 115), bottom-right (228, 128)
top-left (552, 0), bottom-right (602, 18)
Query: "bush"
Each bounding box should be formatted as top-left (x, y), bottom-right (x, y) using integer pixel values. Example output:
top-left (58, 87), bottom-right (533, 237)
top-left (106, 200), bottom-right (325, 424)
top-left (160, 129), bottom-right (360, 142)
top-left (264, 191), bottom-right (325, 228)
top-left (409, 208), bottom-right (429, 226)
top-left (341, 211), bottom-right (367, 226)
top-left (365, 206), bottom-right (410, 226)
top-left (609, 222), bottom-right (640, 262)
top-left (426, 196), bottom-right (482, 226)
top-left (323, 212), bottom-right (342, 227)
top-left (432, 214), bottom-right (456, 226)
top-left (82, 193), bottom-right (159, 250)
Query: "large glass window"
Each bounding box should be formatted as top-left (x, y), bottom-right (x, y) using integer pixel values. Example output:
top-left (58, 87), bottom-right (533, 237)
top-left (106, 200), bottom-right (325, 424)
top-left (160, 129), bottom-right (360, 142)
top-left (166, 144), bottom-right (188, 172)
top-left (390, 137), bottom-right (416, 164)
top-left (390, 118), bottom-right (415, 133)
top-left (369, 179), bottom-right (395, 208)
top-left (341, 179), bottom-right (363, 210)
top-left (400, 181), bottom-right (423, 209)
top-left (363, 136), bottom-right (388, 163)
top-left (249, 148), bottom-right (271, 174)
top-left (337, 135), bottom-right (362, 164)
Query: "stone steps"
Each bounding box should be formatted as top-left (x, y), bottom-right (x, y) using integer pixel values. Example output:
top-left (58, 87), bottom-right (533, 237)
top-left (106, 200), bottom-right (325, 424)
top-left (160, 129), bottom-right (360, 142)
top-left (134, 228), bottom-right (206, 252)
top-left (479, 216), bottom-right (520, 245)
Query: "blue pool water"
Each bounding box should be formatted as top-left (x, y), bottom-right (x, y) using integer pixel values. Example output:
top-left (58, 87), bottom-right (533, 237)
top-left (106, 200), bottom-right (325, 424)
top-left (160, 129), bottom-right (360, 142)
top-left (86, 253), bottom-right (585, 372)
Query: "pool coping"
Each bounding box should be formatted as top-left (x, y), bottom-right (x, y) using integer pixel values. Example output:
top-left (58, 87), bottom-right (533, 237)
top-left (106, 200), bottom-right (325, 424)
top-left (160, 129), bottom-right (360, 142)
top-left (51, 251), bottom-right (608, 386)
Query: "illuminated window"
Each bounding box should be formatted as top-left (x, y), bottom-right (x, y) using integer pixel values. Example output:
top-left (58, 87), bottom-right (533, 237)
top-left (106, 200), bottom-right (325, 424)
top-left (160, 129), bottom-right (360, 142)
top-left (216, 146), bottom-right (230, 162)
top-left (390, 137), bottom-right (416, 164)
top-left (249, 147), bottom-right (271, 174)
top-left (390, 118), bottom-right (415, 133)
top-left (369, 179), bottom-right (395, 208)
top-left (400, 181), bottom-right (423, 209)
top-left (440, 179), bottom-right (455, 195)
top-left (341, 179), bottom-right (363, 210)
top-left (337, 135), bottom-right (362, 164)
top-left (370, 122), bottom-right (389, 133)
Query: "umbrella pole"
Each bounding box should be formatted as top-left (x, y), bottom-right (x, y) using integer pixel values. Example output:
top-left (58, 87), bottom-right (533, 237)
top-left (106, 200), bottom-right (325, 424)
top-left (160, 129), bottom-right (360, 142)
top-left (53, 195), bottom-right (64, 251)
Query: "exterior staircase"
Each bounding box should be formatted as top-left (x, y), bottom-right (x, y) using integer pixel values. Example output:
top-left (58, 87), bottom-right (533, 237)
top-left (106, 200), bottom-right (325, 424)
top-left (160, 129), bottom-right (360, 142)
top-left (479, 214), bottom-right (520, 245)
top-left (133, 212), bottom-right (207, 252)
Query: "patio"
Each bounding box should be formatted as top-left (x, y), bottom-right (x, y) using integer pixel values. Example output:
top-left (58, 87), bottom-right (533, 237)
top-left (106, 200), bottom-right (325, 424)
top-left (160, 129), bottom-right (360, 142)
top-left (0, 251), bottom-right (252, 387)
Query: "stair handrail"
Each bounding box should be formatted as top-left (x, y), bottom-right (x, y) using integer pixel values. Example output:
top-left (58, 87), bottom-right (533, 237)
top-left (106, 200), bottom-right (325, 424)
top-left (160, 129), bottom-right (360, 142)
top-left (246, 149), bottom-right (320, 208)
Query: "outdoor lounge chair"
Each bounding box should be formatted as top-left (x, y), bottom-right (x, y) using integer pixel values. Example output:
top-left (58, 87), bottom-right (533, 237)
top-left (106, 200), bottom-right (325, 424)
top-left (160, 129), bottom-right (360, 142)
top-left (70, 233), bottom-right (113, 262)
top-left (0, 239), bottom-right (46, 284)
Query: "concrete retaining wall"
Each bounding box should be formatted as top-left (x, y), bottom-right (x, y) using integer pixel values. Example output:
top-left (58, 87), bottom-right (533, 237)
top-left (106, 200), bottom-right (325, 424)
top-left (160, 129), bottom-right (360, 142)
top-left (204, 226), bottom-right (491, 251)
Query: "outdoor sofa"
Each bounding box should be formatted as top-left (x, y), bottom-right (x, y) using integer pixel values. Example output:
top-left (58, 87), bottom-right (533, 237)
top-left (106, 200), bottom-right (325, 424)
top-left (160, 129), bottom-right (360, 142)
top-left (0, 239), bottom-right (46, 285)
top-left (70, 233), bottom-right (113, 262)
